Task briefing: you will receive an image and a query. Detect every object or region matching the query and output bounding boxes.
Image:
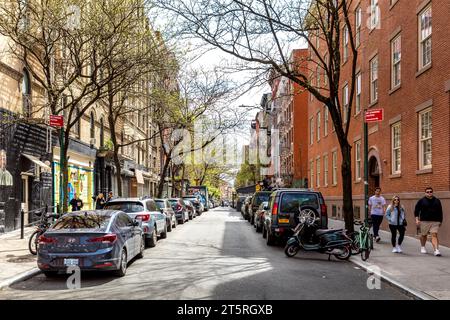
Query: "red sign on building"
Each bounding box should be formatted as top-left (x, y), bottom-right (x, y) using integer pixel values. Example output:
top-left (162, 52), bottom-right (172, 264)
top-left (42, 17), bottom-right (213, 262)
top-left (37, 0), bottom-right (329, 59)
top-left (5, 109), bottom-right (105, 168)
top-left (364, 108), bottom-right (384, 123)
top-left (49, 115), bottom-right (64, 128)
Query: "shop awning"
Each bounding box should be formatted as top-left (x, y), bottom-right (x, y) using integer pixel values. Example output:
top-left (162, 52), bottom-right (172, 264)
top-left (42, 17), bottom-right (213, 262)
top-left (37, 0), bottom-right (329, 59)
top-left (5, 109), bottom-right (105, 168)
top-left (135, 169), bottom-right (145, 185)
top-left (22, 154), bottom-right (51, 171)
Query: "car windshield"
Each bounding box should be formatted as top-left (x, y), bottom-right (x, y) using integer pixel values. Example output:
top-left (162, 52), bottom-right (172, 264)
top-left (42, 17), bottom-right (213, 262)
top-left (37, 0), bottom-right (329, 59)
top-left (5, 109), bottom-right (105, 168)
top-left (280, 193), bottom-right (319, 213)
top-left (254, 193), bottom-right (270, 205)
top-left (51, 214), bottom-right (111, 230)
top-left (183, 197), bottom-right (197, 202)
top-left (103, 202), bottom-right (144, 213)
top-left (155, 201), bottom-right (164, 209)
top-left (168, 200), bottom-right (179, 206)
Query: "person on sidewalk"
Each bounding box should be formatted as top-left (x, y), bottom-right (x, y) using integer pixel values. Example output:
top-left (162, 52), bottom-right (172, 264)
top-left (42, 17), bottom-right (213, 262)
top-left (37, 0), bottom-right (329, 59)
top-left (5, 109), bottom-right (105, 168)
top-left (95, 193), bottom-right (106, 210)
top-left (368, 187), bottom-right (386, 243)
top-left (69, 193), bottom-right (83, 212)
top-left (414, 187), bottom-right (443, 256)
top-left (385, 196), bottom-right (407, 253)
top-left (106, 191), bottom-right (114, 203)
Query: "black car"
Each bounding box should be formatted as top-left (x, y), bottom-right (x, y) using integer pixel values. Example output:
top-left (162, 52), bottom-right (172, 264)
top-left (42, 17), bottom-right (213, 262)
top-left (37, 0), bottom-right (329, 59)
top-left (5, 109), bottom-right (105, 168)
top-left (262, 189), bottom-right (328, 246)
top-left (250, 191), bottom-right (272, 225)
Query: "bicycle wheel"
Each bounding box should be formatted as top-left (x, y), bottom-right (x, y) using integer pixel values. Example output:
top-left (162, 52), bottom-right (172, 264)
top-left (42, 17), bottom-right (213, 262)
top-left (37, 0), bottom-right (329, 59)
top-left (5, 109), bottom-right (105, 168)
top-left (28, 230), bottom-right (40, 255)
top-left (361, 236), bottom-right (372, 261)
top-left (350, 232), bottom-right (361, 254)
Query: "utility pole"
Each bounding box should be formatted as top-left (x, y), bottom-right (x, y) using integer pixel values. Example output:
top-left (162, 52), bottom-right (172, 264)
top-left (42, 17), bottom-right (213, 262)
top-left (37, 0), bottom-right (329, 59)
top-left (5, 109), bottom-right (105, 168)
top-left (364, 115), bottom-right (369, 222)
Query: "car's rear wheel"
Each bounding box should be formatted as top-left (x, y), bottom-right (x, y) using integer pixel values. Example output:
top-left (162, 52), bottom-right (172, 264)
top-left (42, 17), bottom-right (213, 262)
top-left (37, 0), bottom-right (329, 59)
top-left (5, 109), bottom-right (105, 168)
top-left (146, 228), bottom-right (157, 247)
top-left (136, 237), bottom-right (145, 259)
top-left (160, 224), bottom-right (168, 239)
top-left (114, 249), bottom-right (127, 277)
top-left (262, 225), bottom-right (267, 238)
top-left (266, 231), bottom-right (276, 246)
top-left (173, 218), bottom-right (177, 228)
top-left (167, 219), bottom-right (173, 232)
top-left (256, 222), bottom-right (262, 233)
top-left (178, 218), bottom-right (184, 225)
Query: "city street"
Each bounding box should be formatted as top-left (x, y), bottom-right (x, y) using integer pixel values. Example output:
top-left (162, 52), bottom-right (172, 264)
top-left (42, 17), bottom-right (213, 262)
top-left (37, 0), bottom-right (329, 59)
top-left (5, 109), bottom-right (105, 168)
top-left (0, 207), bottom-right (409, 300)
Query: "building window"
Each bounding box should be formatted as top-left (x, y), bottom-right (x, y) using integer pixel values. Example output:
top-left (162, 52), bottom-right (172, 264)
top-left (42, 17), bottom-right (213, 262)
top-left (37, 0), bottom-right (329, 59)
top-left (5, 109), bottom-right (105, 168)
top-left (90, 111), bottom-right (95, 142)
top-left (419, 108), bottom-right (432, 169)
top-left (355, 140), bottom-right (361, 181)
top-left (324, 106), bottom-right (329, 136)
top-left (22, 69), bottom-right (31, 117)
top-left (100, 118), bottom-right (104, 147)
top-left (310, 160), bottom-right (314, 189)
top-left (391, 122), bottom-right (401, 174)
top-left (316, 158), bottom-right (321, 188)
top-left (310, 117), bottom-right (314, 145)
top-left (391, 35), bottom-right (401, 88)
top-left (323, 154), bottom-right (329, 186)
top-left (370, 0), bottom-right (380, 29)
top-left (370, 56), bottom-right (378, 103)
top-left (332, 151), bottom-right (338, 185)
top-left (355, 72), bottom-right (361, 114)
top-left (343, 25), bottom-right (349, 62)
top-left (317, 111), bottom-right (321, 141)
top-left (418, 5), bottom-right (432, 70)
top-left (343, 84), bottom-right (349, 123)
top-left (355, 6), bottom-right (361, 48)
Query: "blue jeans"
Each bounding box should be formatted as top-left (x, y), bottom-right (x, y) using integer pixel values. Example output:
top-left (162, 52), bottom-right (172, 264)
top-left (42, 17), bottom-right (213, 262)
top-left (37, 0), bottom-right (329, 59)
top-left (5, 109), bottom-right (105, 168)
top-left (371, 215), bottom-right (384, 237)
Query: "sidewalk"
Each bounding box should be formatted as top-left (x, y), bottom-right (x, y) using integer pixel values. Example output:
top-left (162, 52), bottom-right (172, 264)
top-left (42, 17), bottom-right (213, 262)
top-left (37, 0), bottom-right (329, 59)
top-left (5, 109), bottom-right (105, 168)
top-left (330, 219), bottom-right (450, 300)
top-left (0, 227), bottom-right (41, 290)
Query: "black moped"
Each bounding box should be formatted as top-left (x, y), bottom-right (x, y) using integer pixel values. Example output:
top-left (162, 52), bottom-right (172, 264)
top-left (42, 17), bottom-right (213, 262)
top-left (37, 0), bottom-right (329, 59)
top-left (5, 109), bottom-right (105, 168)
top-left (284, 206), bottom-right (352, 260)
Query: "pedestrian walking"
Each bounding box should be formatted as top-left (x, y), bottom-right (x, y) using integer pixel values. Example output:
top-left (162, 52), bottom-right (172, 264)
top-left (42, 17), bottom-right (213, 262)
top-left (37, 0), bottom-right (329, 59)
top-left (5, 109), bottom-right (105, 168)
top-left (95, 193), bottom-right (106, 210)
top-left (385, 196), bottom-right (406, 253)
top-left (69, 193), bottom-right (83, 212)
top-left (368, 187), bottom-right (386, 243)
top-left (106, 191), bottom-right (114, 202)
top-left (414, 187), bottom-right (443, 256)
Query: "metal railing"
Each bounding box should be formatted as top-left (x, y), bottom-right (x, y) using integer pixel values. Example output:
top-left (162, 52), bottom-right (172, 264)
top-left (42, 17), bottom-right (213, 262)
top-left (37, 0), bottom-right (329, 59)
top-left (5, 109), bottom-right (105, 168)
top-left (20, 205), bottom-right (56, 239)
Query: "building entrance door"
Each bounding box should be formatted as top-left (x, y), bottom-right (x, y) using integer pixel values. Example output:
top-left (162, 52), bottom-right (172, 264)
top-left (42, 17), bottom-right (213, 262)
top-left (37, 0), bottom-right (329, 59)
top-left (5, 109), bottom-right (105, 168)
top-left (368, 156), bottom-right (380, 196)
top-left (21, 175), bottom-right (29, 224)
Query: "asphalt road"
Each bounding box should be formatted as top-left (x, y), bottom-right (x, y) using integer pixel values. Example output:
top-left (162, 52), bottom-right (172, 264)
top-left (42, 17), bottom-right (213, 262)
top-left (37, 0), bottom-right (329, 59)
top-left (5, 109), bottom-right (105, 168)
top-left (0, 207), bottom-right (409, 300)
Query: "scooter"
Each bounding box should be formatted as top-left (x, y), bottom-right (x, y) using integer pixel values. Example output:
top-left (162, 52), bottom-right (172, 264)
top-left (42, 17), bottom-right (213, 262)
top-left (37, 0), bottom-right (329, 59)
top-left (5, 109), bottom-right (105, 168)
top-left (284, 206), bottom-right (352, 260)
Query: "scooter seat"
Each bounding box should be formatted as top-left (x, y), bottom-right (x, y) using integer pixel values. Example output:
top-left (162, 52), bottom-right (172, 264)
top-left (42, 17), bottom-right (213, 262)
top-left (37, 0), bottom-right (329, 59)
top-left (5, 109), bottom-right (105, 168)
top-left (315, 229), bottom-right (344, 236)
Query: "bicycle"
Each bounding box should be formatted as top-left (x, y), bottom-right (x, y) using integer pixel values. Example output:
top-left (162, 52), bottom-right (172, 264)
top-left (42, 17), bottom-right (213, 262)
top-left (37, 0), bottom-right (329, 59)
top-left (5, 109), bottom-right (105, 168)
top-left (28, 210), bottom-right (60, 255)
top-left (351, 218), bottom-right (374, 261)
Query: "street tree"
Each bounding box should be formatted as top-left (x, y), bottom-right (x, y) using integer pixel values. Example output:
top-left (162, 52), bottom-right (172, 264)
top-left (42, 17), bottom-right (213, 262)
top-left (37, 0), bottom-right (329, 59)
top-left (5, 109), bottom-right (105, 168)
top-left (153, 0), bottom-right (359, 232)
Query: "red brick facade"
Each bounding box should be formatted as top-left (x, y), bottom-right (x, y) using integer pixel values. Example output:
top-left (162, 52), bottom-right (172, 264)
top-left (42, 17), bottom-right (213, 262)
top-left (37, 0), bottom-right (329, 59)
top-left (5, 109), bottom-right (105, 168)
top-left (308, 1), bottom-right (450, 245)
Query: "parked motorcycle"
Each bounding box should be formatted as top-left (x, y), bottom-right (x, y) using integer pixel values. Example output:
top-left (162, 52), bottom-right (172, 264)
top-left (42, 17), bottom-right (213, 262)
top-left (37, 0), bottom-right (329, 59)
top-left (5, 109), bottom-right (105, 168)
top-left (284, 206), bottom-right (352, 260)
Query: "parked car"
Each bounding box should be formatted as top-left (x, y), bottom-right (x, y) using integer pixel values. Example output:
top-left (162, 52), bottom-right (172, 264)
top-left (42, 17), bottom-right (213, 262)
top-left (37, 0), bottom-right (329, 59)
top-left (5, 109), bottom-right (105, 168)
top-left (103, 198), bottom-right (168, 247)
top-left (155, 199), bottom-right (177, 231)
top-left (250, 191), bottom-right (272, 225)
top-left (37, 210), bottom-right (144, 277)
top-left (183, 200), bottom-right (196, 220)
top-left (262, 189), bottom-right (328, 246)
top-left (168, 198), bottom-right (189, 224)
top-left (235, 196), bottom-right (246, 212)
top-left (254, 201), bottom-right (269, 233)
top-left (182, 196), bottom-right (203, 216)
top-left (241, 196), bottom-right (253, 221)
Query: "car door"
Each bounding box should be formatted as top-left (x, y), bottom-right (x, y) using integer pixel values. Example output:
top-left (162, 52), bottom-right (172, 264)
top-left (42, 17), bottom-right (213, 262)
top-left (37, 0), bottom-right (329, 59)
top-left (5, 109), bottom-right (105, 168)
top-left (117, 213), bottom-right (134, 260)
top-left (125, 214), bottom-right (141, 256)
top-left (147, 200), bottom-right (165, 234)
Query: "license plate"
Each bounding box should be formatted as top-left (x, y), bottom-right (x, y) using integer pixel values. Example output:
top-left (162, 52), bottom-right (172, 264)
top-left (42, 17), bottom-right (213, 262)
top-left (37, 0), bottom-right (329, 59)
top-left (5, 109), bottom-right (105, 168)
top-left (278, 219), bottom-right (290, 224)
top-left (64, 258), bottom-right (79, 266)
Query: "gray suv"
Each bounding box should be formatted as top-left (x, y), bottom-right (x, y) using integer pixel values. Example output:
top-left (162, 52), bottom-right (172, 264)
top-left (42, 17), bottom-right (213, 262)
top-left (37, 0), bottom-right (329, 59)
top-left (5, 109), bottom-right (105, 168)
top-left (262, 189), bottom-right (328, 246)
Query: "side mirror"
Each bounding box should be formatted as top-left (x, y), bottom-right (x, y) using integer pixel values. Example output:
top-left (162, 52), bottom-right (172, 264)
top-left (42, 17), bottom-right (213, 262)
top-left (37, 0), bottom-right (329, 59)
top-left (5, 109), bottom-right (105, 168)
top-left (264, 206), bottom-right (269, 211)
top-left (160, 208), bottom-right (164, 213)
top-left (133, 220), bottom-right (140, 227)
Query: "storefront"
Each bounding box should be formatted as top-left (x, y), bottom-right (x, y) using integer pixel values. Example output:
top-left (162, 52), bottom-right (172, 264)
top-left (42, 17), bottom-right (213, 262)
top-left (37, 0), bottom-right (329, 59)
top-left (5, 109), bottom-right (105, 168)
top-left (53, 146), bottom-right (95, 212)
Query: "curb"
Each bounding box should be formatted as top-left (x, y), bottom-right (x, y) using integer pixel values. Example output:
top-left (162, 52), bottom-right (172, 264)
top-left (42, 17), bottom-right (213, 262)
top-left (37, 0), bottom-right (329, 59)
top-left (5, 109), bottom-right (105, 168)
top-left (350, 257), bottom-right (436, 300)
top-left (0, 268), bottom-right (42, 291)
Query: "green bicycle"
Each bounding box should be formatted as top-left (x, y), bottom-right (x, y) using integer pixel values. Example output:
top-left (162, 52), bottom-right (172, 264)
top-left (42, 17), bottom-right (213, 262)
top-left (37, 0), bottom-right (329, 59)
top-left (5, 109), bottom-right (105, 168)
top-left (351, 219), bottom-right (374, 261)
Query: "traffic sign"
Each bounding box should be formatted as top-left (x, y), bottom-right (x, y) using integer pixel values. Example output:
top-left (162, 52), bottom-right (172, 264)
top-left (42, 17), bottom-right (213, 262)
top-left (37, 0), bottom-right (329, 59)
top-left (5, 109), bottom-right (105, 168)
top-left (364, 109), bottom-right (384, 122)
top-left (255, 184), bottom-right (261, 192)
top-left (49, 115), bottom-right (64, 128)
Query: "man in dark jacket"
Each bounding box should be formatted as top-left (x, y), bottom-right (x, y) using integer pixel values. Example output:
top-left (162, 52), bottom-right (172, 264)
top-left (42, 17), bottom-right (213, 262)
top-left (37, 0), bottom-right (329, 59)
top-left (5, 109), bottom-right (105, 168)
top-left (414, 187), bottom-right (443, 256)
top-left (69, 193), bottom-right (84, 212)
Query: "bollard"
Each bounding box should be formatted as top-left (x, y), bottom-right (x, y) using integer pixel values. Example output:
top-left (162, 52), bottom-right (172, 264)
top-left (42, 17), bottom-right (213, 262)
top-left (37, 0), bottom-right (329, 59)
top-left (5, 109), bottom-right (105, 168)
top-left (20, 209), bottom-right (24, 239)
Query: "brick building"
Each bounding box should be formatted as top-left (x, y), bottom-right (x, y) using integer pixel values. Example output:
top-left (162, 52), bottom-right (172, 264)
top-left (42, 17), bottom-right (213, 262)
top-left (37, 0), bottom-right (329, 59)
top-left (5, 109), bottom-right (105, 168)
top-left (269, 49), bottom-right (310, 188)
top-left (308, 0), bottom-right (450, 245)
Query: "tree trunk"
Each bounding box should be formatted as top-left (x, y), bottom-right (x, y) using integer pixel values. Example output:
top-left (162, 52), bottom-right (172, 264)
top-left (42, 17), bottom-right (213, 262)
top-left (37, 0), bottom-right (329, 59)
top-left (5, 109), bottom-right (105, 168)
top-left (108, 113), bottom-right (122, 197)
top-left (61, 130), bottom-right (70, 213)
top-left (157, 155), bottom-right (171, 198)
top-left (340, 141), bottom-right (354, 234)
